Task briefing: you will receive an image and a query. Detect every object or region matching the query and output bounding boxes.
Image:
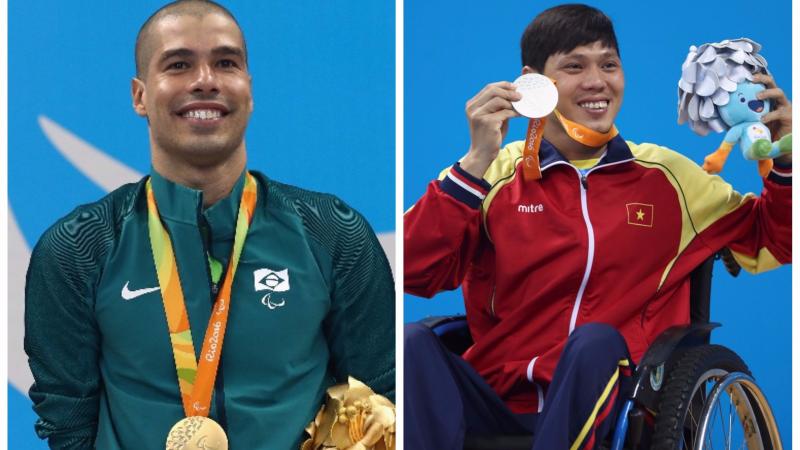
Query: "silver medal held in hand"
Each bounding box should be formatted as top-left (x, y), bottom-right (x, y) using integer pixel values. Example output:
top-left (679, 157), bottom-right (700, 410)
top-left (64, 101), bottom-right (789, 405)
top-left (512, 73), bottom-right (558, 118)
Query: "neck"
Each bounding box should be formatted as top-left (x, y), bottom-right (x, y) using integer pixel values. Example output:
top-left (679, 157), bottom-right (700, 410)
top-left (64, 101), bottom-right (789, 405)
top-left (543, 118), bottom-right (606, 161)
top-left (152, 147), bottom-right (247, 207)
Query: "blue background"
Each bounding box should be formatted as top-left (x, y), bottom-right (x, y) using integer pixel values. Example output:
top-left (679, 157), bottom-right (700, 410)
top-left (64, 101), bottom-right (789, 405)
top-left (8, 1), bottom-right (394, 448)
top-left (404, 0), bottom-right (792, 442)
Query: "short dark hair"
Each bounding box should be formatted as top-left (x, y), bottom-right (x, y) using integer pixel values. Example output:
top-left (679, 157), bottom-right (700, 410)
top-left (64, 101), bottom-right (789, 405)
top-left (520, 4), bottom-right (619, 72)
top-left (134, 0), bottom-right (248, 79)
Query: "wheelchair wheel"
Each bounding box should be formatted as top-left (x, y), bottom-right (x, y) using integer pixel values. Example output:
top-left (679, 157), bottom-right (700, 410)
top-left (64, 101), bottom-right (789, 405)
top-left (651, 344), bottom-right (781, 450)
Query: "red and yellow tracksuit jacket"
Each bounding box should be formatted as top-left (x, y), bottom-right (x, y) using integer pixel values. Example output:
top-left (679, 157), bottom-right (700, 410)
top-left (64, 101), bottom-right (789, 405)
top-left (404, 136), bottom-right (791, 414)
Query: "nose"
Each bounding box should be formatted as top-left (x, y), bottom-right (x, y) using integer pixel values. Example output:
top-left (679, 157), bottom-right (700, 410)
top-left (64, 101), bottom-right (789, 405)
top-left (580, 65), bottom-right (606, 91)
top-left (190, 63), bottom-right (219, 94)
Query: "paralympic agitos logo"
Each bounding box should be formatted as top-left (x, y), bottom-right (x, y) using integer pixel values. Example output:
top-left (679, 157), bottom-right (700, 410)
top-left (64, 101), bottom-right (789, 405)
top-left (253, 268), bottom-right (290, 310)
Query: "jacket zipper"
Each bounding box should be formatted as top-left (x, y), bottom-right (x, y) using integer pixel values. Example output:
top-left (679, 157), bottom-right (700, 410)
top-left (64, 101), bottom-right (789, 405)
top-left (488, 285), bottom-right (496, 317)
top-left (541, 159), bottom-right (634, 335)
top-left (568, 168), bottom-right (596, 335)
top-left (526, 356), bottom-right (545, 413)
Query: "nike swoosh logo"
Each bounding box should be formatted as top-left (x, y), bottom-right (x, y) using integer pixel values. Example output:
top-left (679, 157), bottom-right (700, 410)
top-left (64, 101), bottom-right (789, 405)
top-left (121, 282), bottom-right (161, 300)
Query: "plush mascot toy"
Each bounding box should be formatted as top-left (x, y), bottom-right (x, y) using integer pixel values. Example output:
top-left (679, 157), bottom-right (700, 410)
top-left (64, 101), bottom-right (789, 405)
top-left (677, 38), bottom-right (791, 177)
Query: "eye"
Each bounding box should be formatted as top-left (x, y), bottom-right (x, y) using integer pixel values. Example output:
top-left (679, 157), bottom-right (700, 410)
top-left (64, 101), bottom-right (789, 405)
top-left (739, 96), bottom-right (746, 103)
top-left (218, 59), bottom-right (239, 69)
top-left (603, 61), bottom-right (619, 69)
top-left (168, 61), bottom-right (188, 70)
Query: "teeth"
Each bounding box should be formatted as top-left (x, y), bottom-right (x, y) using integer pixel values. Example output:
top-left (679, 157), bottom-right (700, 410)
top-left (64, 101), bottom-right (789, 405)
top-left (182, 109), bottom-right (222, 120)
top-left (579, 101), bottom-right (608, 110)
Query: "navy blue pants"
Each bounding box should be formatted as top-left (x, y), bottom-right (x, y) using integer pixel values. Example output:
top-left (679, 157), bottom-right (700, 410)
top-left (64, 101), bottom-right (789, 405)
top-left (405, 322), bottom-right (632, 450)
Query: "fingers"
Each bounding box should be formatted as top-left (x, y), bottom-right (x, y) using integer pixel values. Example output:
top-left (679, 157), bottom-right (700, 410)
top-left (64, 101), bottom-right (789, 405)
top-left (469, 108), bottom-right (519, 133)
top-left (752, 74), bottom-right (792, 132)
top-left (463, 82), bottom-right (525, 178)
top-left (466, 82), bottom-right (521, 127)
top-left (488, 108), bottom-right (520, 123)
top-left (752, 73), bottom-right (777, 89)
top-left (467, 82), bottom-right (521, 114)
top-left (757, 88), bottom-right (788, 104)
top-left (480, 81), bottom-right (521, 100)
top-left (760, 108), bottom-right (789, 125)
top-left (473, 96), bottom-right (516, 116)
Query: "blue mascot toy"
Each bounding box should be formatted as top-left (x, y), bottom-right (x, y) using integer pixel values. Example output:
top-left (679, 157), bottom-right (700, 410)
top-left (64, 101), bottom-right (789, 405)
top-left (677, 38), bottom-right (791, 177)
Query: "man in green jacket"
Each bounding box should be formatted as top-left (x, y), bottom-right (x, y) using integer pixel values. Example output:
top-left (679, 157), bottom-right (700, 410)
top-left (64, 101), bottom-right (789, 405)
top-left (24, 1), bottom-right (395, 449)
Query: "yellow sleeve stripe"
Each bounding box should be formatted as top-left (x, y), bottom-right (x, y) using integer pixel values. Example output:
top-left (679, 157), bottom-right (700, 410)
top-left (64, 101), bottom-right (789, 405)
top-left (570, 366), bottom-right (620, 450)
top-left (481, 142), bottom-right (525, 241)
top-left (437, 165), bottom-right (451, 181)
top-left (730, 247), bottom-right (781, 274)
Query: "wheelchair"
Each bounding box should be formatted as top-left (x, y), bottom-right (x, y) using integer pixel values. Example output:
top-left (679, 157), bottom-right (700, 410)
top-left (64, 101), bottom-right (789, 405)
top-left (420, 250), bottom-right (783, 450)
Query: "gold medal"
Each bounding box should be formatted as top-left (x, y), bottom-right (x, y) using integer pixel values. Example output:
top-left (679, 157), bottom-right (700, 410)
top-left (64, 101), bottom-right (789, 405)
top-left (165, 416), bottom-right (228, 450)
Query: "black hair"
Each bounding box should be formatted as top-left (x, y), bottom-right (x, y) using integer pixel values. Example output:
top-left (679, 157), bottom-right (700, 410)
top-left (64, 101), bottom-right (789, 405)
top-left (134, 0), bottom-right (247, 78)
top-left (520, 4), bottom-right (619, 72)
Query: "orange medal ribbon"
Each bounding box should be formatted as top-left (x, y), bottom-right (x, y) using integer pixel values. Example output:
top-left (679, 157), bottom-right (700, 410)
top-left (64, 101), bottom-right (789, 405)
top-left (147, 173), bottom-right (258, 417)
top-left (553, 109), bottom-right (618, 147)
top-left (522, 117), bottom-right (546, 181)
top-left (522, 111), bottom-right (619, 181)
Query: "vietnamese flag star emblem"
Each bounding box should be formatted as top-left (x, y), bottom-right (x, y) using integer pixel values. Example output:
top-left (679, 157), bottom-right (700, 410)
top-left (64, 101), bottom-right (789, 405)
top-left (626, 203), bottom-right (654, 227)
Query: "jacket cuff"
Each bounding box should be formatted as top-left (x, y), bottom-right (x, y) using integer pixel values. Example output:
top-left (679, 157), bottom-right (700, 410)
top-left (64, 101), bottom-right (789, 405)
top-left (768, 159), bottom-right (791, 186)
top-left (439, 163), bottom-right (491, 209)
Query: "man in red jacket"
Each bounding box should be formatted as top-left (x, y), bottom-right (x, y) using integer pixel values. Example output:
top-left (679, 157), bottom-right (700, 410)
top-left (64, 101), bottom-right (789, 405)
top-left (404, 4), bottom-right (792, 449)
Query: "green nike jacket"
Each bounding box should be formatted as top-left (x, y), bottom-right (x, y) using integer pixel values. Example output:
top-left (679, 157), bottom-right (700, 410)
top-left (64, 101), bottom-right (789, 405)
top-left (24, 170), bottom-right (395, 450)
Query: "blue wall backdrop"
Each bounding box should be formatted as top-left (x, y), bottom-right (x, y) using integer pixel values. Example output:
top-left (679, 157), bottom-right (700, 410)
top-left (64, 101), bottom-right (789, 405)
top-left (8, 1), bottom-right (394, 448)
top-left (404, 0), bottom-right (792, 442)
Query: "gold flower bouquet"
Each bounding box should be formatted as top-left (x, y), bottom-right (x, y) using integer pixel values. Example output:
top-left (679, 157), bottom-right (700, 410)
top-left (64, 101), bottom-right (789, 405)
top-left (301, 377), bottom-right (395, 450)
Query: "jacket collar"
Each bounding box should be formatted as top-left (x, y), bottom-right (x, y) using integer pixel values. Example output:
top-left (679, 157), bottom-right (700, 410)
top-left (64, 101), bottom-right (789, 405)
top-left (539, 134), bottom-right (634, 171)
top-left (149, 168), bottom-right (246, 238)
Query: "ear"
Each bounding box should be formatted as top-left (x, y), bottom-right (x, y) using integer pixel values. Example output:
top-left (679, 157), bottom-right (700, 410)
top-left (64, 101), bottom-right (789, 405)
top-left (248, 74), bottom-right (254, 113)
top-left (522, 65), bottom-right (537, 75)
top-left (131, 78), bottom-right (148, 117)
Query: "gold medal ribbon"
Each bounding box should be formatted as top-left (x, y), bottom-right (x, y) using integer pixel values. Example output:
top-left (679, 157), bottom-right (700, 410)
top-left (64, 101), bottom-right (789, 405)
top-left (147, 172), bottom-right (258, 417)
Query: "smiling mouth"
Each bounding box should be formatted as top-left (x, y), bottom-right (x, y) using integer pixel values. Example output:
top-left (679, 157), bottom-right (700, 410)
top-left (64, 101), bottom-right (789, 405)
top-left (578, 100), bottom-right (609, 112)
top-left (180, 109), bottom-right (226, 120)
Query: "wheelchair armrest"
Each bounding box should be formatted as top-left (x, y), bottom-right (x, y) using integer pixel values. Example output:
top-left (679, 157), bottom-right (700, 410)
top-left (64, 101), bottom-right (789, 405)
top-left (419, 315), bottom-right (467, 332)
top-left (639, 323), bottom-right (720, 368)
top-left (419, 315), bottom-right (474, 356)
top-left (630, 322), bottom-right (720, 411)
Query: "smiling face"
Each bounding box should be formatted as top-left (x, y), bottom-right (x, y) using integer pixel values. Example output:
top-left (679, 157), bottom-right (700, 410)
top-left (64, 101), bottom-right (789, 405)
top-left (540, 41), bottom-right (624, 134)
top-left (718, 82), bottom-right (770, 126)
top-left (132, 11), bottom-right (252, 168)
